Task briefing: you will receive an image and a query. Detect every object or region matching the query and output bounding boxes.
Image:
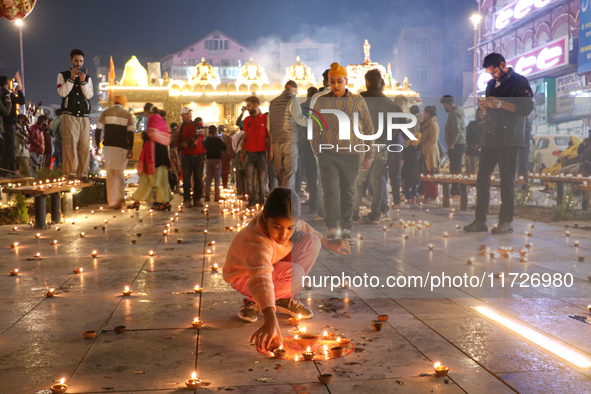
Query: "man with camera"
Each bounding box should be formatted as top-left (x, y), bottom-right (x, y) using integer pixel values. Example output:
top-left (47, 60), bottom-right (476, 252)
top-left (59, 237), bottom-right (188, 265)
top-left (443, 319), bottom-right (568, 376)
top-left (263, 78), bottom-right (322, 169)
top-left (1, 75), bottom-right (25, 177)
top-left (57, 49), bottom-right (94, 181)
top-left (175, 107), bottom-right (206, 207)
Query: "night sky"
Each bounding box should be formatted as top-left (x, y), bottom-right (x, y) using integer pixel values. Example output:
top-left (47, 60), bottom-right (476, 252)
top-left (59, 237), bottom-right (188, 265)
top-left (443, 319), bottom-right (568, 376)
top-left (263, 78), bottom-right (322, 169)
top-left (0, 0), bottom-right (476, 108)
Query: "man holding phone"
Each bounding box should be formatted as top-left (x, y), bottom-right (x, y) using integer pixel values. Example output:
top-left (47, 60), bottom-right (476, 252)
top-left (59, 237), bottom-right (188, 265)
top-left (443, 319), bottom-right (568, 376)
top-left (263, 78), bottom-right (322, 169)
top-left (57, 49), bottom-right (94, 181)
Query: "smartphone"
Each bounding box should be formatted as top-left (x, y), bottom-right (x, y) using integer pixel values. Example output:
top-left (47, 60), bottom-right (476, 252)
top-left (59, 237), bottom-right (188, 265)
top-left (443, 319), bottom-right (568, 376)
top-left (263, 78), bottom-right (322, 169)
top-left (79, 68), bottom-right (88, 75)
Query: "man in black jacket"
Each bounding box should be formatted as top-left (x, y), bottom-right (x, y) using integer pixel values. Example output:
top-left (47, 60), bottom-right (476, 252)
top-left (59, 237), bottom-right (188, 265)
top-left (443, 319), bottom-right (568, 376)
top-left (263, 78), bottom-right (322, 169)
top-left (57, 49), bottom-right (94, 181)
top-left (353, 70), bottom-right (397, 224)
top-left (1, 75), bottom-right (25, 176)
top-left (464, 53), bottom-right (534, 234)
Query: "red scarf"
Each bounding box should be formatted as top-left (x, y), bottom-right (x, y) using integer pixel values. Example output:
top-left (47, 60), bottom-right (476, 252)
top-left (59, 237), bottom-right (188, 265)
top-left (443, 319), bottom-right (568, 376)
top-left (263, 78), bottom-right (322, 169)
top-left (137, 114), bottom-right (171, 175)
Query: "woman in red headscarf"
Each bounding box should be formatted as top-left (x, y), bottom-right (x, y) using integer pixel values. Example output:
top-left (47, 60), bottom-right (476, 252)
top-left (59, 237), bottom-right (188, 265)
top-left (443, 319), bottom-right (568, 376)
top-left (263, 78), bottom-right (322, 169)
top-left (128, 104), bottom-right (173, 211)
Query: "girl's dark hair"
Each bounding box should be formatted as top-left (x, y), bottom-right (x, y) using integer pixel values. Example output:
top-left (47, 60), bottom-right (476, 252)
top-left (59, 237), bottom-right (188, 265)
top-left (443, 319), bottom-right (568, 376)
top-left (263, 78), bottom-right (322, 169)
top-left (150, 105), bottom-right (159, 114)
top-left (424, 106), bottom-right (437, 117)
top-left (144, 102), bottom-right (154, 112)
top-left (409, 105), bottom-right (420, 115)
top-left (159, 109), bottom-right (166, 118)
top-left (263, 188), bottom-right (300, 220)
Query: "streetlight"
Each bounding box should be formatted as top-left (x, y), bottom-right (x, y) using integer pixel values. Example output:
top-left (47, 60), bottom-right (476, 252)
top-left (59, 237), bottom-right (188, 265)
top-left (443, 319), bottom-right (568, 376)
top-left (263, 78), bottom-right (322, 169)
top-left (471, 14), bottom-right (482, 113)
top-left (14, 19), bottom-right (25, 96)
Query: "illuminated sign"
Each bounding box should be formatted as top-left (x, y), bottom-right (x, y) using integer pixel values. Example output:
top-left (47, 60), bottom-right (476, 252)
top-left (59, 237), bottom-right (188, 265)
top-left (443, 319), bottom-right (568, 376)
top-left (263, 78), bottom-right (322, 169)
top-left (477, 37), bottom-right (568, 91)
top-left (495, 0), bottom-right (556, 31)
top-left (170, 66), bottom-right (240, 80)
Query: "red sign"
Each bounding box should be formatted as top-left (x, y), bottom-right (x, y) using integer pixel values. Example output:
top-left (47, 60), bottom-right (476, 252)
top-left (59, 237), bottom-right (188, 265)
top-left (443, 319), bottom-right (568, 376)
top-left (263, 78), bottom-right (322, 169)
top-left (495, 0), bottom-right (557, 31)
top-left (477, 37), bottom-right (568, 90)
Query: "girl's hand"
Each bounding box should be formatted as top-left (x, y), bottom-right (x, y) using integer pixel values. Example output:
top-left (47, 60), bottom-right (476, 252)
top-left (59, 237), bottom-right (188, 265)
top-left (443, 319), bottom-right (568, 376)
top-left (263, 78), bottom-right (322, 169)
top-left (323, 238), bottom-right (350, 255)
top-left (250, 308), bottom-right (283, 351)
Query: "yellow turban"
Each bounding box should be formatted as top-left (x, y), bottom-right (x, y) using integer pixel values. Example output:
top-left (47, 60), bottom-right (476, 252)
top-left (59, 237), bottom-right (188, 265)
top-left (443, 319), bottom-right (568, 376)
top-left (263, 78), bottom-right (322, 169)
top-left (113, 94), bottom-right (127, 107)
top-left (328, 62), bottom-right (347, 78)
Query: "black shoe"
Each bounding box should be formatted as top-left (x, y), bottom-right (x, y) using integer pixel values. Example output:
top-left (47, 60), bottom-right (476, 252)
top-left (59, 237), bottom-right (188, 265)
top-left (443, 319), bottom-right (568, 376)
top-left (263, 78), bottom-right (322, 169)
top-left (491, 222), bottom-right (513, 234)
top-left (463, 220), bottom-right (488, 232)
top-left (80, 176), bottom-right (89, 183)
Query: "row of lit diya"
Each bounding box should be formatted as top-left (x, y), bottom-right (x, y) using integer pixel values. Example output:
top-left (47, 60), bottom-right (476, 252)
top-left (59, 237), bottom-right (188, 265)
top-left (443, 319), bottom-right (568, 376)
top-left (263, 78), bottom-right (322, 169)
top-left (41, 194), bottom-right (221, 393)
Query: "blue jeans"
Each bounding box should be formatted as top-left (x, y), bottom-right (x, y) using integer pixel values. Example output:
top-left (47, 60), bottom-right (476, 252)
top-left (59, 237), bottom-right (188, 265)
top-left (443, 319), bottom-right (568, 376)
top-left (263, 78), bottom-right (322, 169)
top-left (245, 151), bottom-right (268, 204)
top-left (53, 141), bottom-right (63, 168)
top-left (204, 159), bottom-right (222, 201)
top-left (181, 153), bottom-right (205, 203)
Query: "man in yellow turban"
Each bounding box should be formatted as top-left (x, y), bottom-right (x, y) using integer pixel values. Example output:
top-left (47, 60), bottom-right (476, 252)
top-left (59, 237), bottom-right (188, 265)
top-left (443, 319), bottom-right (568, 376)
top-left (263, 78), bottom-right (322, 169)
top-left (311, 62), bottom-right (374, 243)
top-left (95, 94), bottom-right (135, 209)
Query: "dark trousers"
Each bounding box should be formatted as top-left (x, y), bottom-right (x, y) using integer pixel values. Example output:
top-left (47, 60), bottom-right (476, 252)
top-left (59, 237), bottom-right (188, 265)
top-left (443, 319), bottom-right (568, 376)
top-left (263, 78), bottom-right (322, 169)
top-left (516, 146), bottom-right (530, 183)
top-left (448, 143), bottom-right (466, 195)
top-left (204, 158), bottom-right (222, 201)
top-left (2, 124), bottom-right (15, 172)
top-left (245, 151), bottom-right (268, 204)
top-left (53, 141), bottom-right (63, 168)
top-left (387, 151), bottom-right (402, 205)
top-left (180, 153), bottom-right (205, 203)
top-left (317, 152), bottom-right (360, 231)
top-left (475, 146), bottom-right (517, 223)
top-left (0, 135), bottom-right (5, 176)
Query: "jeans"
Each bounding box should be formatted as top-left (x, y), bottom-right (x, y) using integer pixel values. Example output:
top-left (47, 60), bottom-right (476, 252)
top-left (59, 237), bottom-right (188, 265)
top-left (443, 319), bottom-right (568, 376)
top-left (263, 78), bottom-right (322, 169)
top-left (245, 151), bottom-right (268, 204)
top-left (180, 153), bottom-right (205, 203)
top-left (301, 140), bottom-right (324, 216)
top-left (317, 152), bottom-right (361, 231)
top-left (204, 158), bottom-right (222, 201)
top-left (465, 154), bottom-right (479, 175)
top-left (475, 146), bottom-right (517, 223)
top-left (53, 141), bottom-right (63, 168)
top-left (448, 143), bottom-right (466, 195)
top-left (405, 182), bottom-right (419, 200)
top-left (387, 151), bottom-right (402, 205)
top-left (2, 124), bottom-right (15, 173)
top-left (353, 150), bottom-right (387, 221)
top-left (516, 145), bottom-right (530, 183)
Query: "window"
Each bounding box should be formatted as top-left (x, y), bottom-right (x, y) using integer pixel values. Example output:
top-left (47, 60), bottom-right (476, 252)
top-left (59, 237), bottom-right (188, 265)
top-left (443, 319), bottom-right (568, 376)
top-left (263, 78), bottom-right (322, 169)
top-left (554, 136), bottom-right (570, 146)
top-left (295, 48), bottom-right (320, 62)
top-left (205, 40), bottom-right (226, 50)
top-left (523, 38), bottom-right (533, 52)
top-left (221, 59), bottom-right (232, 66)
top-left (538, 31), bottom-right (549, 46)
top-left (536, 138), bottom-right (549, 149)
top-left (224, 40), bottom-right (229, 50)
top-left (506, 44), bottom-right (516, 59)
top-left (554, 23), bottom-right (568, 39)
top-left (415, 65), bottom-right (432, 82)
top-left (415, 37), bottom-right (432, 55)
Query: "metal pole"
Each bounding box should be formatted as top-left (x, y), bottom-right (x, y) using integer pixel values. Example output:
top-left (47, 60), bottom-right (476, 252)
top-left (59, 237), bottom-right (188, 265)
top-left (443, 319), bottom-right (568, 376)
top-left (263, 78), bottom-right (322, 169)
top-left (473, 23), bottom-right (477, 112)
top-left (19, 24), bottom-right (25, 96)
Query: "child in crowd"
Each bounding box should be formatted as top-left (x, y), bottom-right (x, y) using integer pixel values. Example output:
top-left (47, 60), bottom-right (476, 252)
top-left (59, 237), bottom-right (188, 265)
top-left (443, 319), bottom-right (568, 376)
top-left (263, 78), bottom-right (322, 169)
top-left (223, 188), bottom-right (350, 350)
top-left (202, 125), bottom-right (227, 202)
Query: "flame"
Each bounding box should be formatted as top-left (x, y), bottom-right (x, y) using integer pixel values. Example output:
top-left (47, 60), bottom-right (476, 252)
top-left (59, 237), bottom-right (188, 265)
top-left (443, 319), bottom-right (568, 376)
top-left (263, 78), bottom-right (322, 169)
top-left (195, 285), bottom-right (200, 290)
top-left (80, 268), bottom-right (84, 272)
top-left (191, 372), bottom-right (197, 380)
top-left (213, 263), bottom-right (219, 268)
top-left (194, 317), bottom-right (200, 322)
top-left (279, 345), bottom-right (283, 350)
top-left (337, 337), bottom-right (341, 342)
top-left (295, 355), bottom-right (299, 361)
top-left (301, 327), bottom-right (306, 333)
top-left (294, 334), bottom-right (299, 339)
top-left (125, 286), bottom-right (130, 292)
top-left (49, 288), bottom-right (55, 292)
top-left (434, 362), bottom-right (440, 369)
top-left (306, 346), bottom-right (311, 352)
top-left (298, 314), bottom-right (302, 320)
top-left (60, 378), bottom-right (65, 385)
top-left (14, 269), bottom-right (19, 273)
top-left (323, 331), bottom-right (328, 337)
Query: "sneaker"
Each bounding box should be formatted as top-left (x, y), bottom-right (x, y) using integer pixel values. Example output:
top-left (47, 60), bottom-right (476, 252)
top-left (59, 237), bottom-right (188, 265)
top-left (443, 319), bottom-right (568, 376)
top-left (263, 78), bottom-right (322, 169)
top-left (246, 202), bottom-right (256, 208)
top-left (341, 229), bottom-right (354, 244)
top-left (327, 228), bottom-right (338, 240)
top-left (463, 220), bottom-right (488, 232)
top-left (194, 200), bottom-right (204, 207)
top-left (184, 200), bottom-right (193, 208)
top-left (275, 298), bottom-right (313, 319)
top-left (379, 212), bottom-right (391, 222)
top-left (238, 298), bottom-right (260, 323)
top-left (491, 222), bottom-right (513, 234)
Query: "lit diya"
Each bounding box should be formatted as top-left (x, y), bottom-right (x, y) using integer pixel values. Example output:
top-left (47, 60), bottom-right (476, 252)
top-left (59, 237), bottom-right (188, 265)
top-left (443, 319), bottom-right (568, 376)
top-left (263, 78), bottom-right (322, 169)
top-left (192, 317), bottom-right (203, 329)
top-left (91, 250), bottom-right (98, 257)
top-left (10, 242), bottom-right (19, 248)
top-left (185, 372), bottom-right (201, 389)
top-left (46, 288), bottom-right (56, 297)
top-left (211, 263), bottom-right (219, 272)
top-left (50, 378), bottom-right (67, 394)
top-left (302, 346), bottom-right (315, 361)
top-left (122, 286), bottom-right (132, 296)
top-left (194, 285), bottom-right (202, 294)
top-left (73, 268), bottom-right (83, 274)
top-left (10, 269), bottom-right (19, 276)
top-left (434, 362), bottom-right (449, 377)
